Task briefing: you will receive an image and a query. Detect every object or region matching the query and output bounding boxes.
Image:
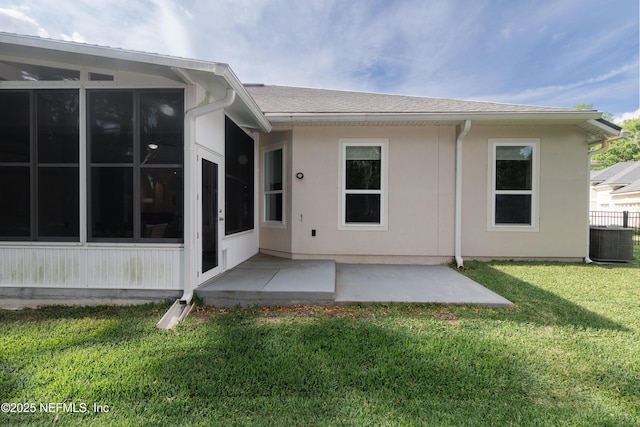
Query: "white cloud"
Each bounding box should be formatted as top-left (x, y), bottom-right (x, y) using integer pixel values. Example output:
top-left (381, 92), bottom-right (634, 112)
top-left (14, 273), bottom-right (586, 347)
top-left (0, 6), bottom-right (50, 38)
top-left (0, 0), bottom-right (636, 117)
top-left (148, 0), bottom-right (193, 58)
top-left (615, 109), bottom-right (640, 124)
top-left (476, 62), bottom-right (638, 107)
top-left (61, 31), bottom-right (87, 43)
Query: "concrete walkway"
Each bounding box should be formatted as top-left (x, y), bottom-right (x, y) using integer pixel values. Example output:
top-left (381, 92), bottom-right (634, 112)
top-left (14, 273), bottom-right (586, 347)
top-left (196, 254), bottom-right (513, 308)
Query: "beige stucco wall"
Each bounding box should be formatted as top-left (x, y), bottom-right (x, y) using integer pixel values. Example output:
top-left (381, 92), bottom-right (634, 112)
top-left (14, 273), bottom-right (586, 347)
top-left (259, 125), bottom-right (456, 263)
top-left (258, 131), bottom-right (293, 255)
top-left (460, 126), bottom-right (589, 260)
top-left (258, 124), bottom-right (590, 263)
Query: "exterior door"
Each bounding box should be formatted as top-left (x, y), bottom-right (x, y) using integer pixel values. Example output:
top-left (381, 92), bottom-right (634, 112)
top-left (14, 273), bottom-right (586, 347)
top-left (197, 148), bottom-right (223, 282)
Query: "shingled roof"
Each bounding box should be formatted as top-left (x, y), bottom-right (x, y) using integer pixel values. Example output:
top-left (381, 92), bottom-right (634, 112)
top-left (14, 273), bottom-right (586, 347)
top-left (244, 85), bottom-right (624, 144)
top-left (591, 161), bottom-right (640, 194)
top-left (245, 84), bottom-right (580, 114)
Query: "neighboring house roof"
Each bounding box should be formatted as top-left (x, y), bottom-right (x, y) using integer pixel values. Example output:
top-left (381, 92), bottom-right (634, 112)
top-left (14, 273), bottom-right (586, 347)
top-left (0, 32), bottom-right (271, 132)
top-left (591, 161), bottom-right (640, 194)
top-left (614, 179), bottom-right (640, 195)
top-left (244, 85), bottom-right (622, 142)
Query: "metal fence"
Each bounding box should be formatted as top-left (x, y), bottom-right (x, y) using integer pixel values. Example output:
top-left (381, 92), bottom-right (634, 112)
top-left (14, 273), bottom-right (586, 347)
top-left (589, 211), bottom-right (640, 245)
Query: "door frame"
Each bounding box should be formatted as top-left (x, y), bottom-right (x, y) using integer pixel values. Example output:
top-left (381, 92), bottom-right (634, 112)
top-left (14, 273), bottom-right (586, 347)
top-left (196, 146), bottom-right (224, 284)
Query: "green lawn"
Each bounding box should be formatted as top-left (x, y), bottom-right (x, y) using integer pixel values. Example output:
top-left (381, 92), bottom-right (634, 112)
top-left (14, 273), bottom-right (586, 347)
top-left (1, 256), bottom-right (639, 426)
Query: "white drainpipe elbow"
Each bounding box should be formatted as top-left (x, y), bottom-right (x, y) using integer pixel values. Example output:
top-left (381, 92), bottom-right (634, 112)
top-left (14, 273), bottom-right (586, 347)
top-left (180, 88), bottom-right (236, 304)
top-left (455, 120), bottom-right (472, 269)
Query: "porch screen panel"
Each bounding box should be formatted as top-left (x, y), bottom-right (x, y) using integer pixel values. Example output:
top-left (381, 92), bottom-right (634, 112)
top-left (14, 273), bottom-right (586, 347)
top-left (225, 116), bottom-right (254, 235)
top-left (0, 90), bottom-right (79, 240)
top-left (0, 167), bottom-right (30, 237)
top-left (0, 91), bottom-right (30, 237)
top-left (91, 167), bottom-right (134, 238)
top-left (88, 89), bottom-right (184, 242)
top-left (139, 91), bottom-right (184, 239)
top-left (89, 91), bottom-right (134, 239)
top-left (36, 91), bottom-right (80, 238)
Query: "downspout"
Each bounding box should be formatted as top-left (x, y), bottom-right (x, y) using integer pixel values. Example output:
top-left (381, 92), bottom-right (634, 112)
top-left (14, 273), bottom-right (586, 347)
top-left (455, 120), bottom-right (472, 269)
top-left (180, 87), bottom-right (236, 304)
top-left (584, 138), bottom-right (612, 263)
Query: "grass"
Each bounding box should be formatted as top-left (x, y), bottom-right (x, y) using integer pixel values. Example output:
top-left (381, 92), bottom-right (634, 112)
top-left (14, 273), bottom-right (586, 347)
top-left (1, 254), bottom-right (639, 426)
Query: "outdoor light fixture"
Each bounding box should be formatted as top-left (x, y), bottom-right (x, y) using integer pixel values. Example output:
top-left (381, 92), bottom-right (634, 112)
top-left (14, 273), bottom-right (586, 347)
top-left (296, 172), bottom-right (304, 179)
top-left (148, 143), bottom-right (159, 150)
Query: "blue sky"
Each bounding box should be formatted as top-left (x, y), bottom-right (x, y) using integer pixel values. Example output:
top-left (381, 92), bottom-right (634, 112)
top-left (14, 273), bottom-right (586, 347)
top-left (1, 0), bottom-right (638, 121)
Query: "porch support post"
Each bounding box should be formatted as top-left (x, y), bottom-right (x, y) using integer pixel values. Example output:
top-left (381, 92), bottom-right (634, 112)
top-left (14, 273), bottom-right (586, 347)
top-left (181, 87), bottom-right (236, 304)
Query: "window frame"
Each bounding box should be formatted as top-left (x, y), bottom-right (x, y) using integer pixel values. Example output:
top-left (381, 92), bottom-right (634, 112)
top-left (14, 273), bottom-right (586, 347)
top-left (488, 138), bottom-right (540, 232)
top-left (262, 144), bottom-right (286, 227)
top-left (339, 138), bottom-right (388, 231)
top-left (0, 89), bottom-right (81, 242)
top-left (0, 57), bottom-right (117, 87)
top-left (86, 88), bottom-right (185, 243)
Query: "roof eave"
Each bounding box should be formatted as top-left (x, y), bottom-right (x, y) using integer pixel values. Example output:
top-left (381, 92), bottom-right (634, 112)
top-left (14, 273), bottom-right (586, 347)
top-left (588, 119), bottom-right (627, 138)
top-left (212, 66), bottom-right (272, 132)
top-left (612, 190), bottom-right (640, 196)
top-left (0, 32), bottom-right (271, 132)
top-left (0, 32), bottom-right (223, 73)
top-left (263, 110), bottom-right (604, 124)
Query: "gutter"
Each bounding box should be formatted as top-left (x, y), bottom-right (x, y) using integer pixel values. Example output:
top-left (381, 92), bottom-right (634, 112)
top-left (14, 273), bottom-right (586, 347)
top-left (455, 120), bottom-right (472, 269)
top-left (263, 111), bottom-right (604, 124)
top-left (587, 119), bottom-right (627, 137)
top-left (158, 87), bottom-right (236, 329)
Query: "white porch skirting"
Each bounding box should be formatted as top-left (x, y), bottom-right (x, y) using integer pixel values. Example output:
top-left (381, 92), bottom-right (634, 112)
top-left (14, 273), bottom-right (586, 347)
top-left (0, 246), bottom-right (183, 290)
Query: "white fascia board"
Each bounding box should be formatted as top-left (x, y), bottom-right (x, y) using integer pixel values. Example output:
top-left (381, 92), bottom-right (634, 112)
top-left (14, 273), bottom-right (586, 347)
top-left (264, 111), bottom-right (603, 124)
top-left (587, 119), bottom-right (627, 137)
top-left (0, 33), bottom-right (270, 132)
top-left (0, 32), bottom-right (225, 74)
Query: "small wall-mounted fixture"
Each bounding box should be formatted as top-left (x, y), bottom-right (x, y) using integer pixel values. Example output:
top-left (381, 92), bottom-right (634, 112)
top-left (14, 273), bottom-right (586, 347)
top-left (296, 172), bottom-right (304, 180)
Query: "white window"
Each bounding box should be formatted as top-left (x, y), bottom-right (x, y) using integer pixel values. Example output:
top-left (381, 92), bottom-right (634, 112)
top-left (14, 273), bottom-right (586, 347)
top-left (263, 145), bottom-right (285, 225)
top-left (340, 139), bottom-right (388, 230)
top-left (489, 139), bottom-right (539, 231)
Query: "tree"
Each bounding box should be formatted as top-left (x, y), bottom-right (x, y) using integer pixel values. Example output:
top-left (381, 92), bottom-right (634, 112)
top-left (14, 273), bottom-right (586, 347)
top-left (591, 118), bottom-right (640, 169)
top-left (573, 104), bottom-right (640, 168)
top-left (574, 103), bottom-right (614, 121)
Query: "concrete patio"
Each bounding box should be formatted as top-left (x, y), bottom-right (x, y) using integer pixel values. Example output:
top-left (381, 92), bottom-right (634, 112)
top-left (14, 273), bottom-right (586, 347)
top-left (195, 253), bottom-right (513, 308)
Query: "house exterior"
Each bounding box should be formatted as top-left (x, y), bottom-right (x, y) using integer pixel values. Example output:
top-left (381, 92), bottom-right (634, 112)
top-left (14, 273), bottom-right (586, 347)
top-left (247, 86), bottom-right (622, 266)
top-left (0, 33), bottom-right (623, 302)
top-left (591, 161), bottom-right (640, 213)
